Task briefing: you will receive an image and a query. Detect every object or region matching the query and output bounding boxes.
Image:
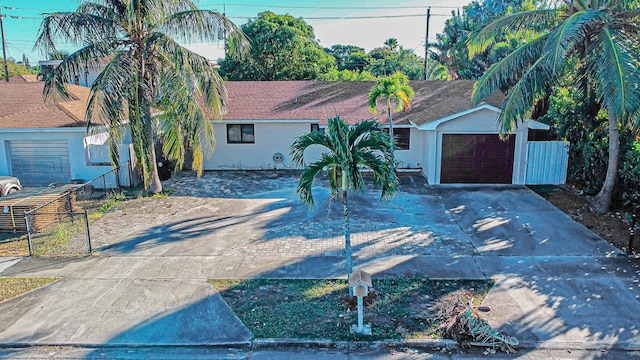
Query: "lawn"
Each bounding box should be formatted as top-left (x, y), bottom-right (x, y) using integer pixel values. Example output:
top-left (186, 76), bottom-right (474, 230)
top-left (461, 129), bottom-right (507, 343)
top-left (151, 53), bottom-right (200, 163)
top-left (210, 278), bottom-right (493, 341)
top-left (0, 277), bottom-right (60, 302)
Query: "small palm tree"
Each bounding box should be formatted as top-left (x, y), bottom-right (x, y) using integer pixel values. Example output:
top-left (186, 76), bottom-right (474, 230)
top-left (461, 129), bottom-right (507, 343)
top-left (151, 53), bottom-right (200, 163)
top-left (35, 0), bottom-right (248, 193)
top-left (469, 0), bottom-right (640, 213)
top-left (290, 116), bottom-right (398, 279)
top-left (368, 72), bottom-right (415, 171)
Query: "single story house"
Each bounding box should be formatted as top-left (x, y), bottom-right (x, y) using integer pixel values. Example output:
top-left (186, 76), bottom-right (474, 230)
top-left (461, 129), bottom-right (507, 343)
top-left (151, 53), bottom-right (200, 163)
top-left (209, 81), bottom-right (567, 185)
top-left (1, 77), bottom-right (566, 187)
top-left (0, 76), bottom-right (131, 187)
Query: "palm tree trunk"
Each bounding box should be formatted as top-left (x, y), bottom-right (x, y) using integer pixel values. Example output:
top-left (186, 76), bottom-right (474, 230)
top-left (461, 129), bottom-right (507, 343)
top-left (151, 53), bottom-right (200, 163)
top-left (592, 110), bottom-right (619, 214)
top-left (387, 101), bottom-right (395, 172)
top-left (150, 142), bottom-right (163, 194)
top-left (341, 169), bottom-right (352, 281)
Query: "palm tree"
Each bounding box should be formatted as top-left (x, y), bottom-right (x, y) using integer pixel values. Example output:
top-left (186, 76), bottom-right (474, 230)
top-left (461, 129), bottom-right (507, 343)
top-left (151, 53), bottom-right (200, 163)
top-left (35, 0), bottom-right (248, 192)
top-left (290, 116), bottom-right (398, 280)
top-left (368, 72), bottom-right (415, 171)
top-left (469, 0), bottom-right (640, 213)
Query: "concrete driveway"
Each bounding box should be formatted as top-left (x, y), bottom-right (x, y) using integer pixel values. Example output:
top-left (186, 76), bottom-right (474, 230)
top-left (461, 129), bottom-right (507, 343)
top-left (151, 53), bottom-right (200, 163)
top-left (0, 171), bottom-right (638, 353)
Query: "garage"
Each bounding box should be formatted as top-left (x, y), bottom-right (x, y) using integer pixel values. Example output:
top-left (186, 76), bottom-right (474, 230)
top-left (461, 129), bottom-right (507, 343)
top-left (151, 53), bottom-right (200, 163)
top-left (8, 140), bottom-right (72, 186)
top-left (440, 134), bottom-right (516, 184)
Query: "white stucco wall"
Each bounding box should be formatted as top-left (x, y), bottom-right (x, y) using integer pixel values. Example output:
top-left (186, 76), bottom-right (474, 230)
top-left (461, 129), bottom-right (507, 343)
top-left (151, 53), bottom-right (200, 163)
top-left (418, 106), bottom-right (529, 185)
top-left (0, 128), bottom-right (130, 187)
top-left (204, 120), bottom-right (316, 170)
top-left (395, 127), bottom-right (426, 171)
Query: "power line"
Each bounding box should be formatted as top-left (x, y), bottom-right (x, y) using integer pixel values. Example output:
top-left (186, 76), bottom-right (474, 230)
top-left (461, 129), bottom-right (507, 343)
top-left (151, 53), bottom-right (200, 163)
top-left (205, 3), bottom-right (459, 10)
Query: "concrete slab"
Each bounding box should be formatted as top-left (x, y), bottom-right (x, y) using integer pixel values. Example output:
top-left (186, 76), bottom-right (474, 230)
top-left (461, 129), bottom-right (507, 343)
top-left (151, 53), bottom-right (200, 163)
top-left (0, 278), bottom-right (251, 346)
top-left (0, 257), bottom-right (22, 274)
top-left (483, 275), bottom-right (640, 349)
top-left (436, 185), bottom-right (621, 257)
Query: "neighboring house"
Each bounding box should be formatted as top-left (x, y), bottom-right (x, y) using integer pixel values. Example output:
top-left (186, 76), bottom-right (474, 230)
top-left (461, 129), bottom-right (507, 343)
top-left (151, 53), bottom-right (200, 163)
top-left (209, 81), bottom-right (567, 185)
top-left (0, 76), bottom-right (131, 187)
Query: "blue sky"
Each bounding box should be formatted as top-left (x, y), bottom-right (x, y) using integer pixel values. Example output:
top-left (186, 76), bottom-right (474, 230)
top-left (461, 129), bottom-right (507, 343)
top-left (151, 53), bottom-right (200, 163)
top-left (1, 0), bottom-right (470, 63)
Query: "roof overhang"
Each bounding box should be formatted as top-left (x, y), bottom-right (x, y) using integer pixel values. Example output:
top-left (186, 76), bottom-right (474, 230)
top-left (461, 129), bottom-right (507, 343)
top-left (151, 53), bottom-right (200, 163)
top-left (416, 103), bottom-right (550, 131)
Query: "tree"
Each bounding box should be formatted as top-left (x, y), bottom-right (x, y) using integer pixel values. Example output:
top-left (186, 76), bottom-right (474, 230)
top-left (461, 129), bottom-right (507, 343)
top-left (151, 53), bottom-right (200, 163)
top-left (0, 58), bottom-right (36, 78)
top-left (470, 0), bottom-right (640, 213)
top-left (367, 72), bottom-right (415, 170)
top-left (36, 0), bottom-right (248, 193)
top-left (219, 11), bottom-right (336, 80)
top-left (384, 38), bottom-right (399, 51)
top-left (433, 0), bottom-right (538, 79)
top-left (324, 44), bottom-right (366, 70)
top-left (290, 116), bottom-right (398, 279)
top-left (317, 69), bottom-right (377, 81)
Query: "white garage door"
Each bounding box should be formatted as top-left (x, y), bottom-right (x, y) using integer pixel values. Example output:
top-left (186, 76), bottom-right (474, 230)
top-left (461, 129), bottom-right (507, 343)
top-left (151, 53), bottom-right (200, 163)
top-left (8, 140), bottom-right (72, 186)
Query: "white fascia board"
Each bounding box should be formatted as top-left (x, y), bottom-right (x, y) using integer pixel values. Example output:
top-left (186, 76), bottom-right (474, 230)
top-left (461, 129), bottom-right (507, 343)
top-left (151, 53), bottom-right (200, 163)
top-left (418, 104), bottom-right (502, 131)
top-left (213, 119), bottom-right (319, 124)
top-left (0, 127), bottom-right (90, 134)
top-left (527, 120), bottom-right (551, 130)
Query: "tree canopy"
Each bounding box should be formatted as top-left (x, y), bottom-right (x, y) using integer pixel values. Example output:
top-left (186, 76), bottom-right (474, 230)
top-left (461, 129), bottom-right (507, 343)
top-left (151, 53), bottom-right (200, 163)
top-left (433, 0), bottom-right (539, 79)
top-left (219, 11), bottom-right (336, 80)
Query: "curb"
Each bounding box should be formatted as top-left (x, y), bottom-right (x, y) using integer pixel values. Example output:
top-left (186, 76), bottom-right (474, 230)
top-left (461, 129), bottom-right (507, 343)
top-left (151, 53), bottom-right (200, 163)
top-left (252, 338), bottom-right (458, 351)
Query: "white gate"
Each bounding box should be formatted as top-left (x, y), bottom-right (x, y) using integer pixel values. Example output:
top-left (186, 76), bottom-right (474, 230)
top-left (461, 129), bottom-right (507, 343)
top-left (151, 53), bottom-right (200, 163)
top-left (525, 141), bottom-right (570, 185)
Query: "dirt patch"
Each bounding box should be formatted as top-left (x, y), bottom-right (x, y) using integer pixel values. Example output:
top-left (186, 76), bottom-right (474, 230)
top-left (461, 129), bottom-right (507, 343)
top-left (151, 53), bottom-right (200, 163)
top-left (0, 233), bottom-right (29, 257)
top-left (533, 185), bottom-right (636, 254)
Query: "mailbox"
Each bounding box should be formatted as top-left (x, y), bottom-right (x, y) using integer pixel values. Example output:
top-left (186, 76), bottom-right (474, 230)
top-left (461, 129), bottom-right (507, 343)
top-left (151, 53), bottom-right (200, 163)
top-left (349, 269), bottom-right (372, 297)
top-left (348, 269), bottom-right (373, 335)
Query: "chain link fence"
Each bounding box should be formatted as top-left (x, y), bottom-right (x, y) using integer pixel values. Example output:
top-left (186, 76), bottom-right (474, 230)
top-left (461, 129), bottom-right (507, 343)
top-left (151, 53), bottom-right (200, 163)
top-left (24, 164), bottom-right (129, 257)
top-left (25, 211), bottom-right (91, 257)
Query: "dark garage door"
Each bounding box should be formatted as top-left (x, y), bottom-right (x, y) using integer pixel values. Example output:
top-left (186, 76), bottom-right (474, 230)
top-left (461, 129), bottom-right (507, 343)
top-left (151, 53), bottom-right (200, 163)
top-left (440, 134), bottom-right (515, 184)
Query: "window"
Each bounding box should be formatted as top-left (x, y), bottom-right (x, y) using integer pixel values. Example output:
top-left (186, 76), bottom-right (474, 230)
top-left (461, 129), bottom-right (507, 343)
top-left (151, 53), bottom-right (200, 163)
top-left (227, 124), bottom-right (255, 144)
top-left (389, 128), bottom-right (410, 150)
top-left (310, 123), bottom-right (324, 134)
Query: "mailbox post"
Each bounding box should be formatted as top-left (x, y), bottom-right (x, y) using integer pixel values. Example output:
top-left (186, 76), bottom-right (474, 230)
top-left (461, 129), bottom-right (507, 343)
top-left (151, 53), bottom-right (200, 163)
top-left (348, 269), bottom-right (372, 335)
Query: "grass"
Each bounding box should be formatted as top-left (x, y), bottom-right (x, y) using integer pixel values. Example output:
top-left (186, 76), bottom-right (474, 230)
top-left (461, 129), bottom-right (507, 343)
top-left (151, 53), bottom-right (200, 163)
top-left (0, 233), bottom-right (29, 257)
top-left (31, 220), bottom-right (88, 257)
top-left (88, 192), bottom-right (127, 221)
top-left (210, 278), bottom-right (493, 341)
top-left (0, 277), bottom-right (60, 302)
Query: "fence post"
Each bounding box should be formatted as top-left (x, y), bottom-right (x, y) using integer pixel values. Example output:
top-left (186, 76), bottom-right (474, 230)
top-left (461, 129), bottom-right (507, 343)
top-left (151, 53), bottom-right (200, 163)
top-left (25, 213), bottom-right (34, 256)
top-left (85, 209), bottom-right (92, 254)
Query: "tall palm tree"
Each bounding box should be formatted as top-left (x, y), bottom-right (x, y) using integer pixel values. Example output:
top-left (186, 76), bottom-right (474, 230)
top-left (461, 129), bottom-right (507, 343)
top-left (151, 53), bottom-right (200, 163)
top-left (469, 0), bottom-right (640, 213)
top-left (368, 72), bottom-right (415, 171)
top-left (35, 0), bottom-right (248, 192)
top-left (290, 116), bottom-right (398, 280)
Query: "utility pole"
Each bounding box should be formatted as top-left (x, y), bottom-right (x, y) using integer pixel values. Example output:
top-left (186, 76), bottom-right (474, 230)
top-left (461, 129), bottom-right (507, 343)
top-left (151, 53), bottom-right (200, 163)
top-left (423, 7), bottom-right (431, 81)
top-left (0, 8), bottom-right (10, 82)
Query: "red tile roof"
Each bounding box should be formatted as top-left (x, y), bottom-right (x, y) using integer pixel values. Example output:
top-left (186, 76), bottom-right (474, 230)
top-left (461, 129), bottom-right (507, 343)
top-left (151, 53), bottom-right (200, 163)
top-left (0, 76), bottom-right (89, 129)
top-left (222, 80), bottom-right (504, 126)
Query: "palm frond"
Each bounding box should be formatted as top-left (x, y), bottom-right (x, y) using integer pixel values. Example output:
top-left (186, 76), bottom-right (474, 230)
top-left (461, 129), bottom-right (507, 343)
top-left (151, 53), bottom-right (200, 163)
top-left (34, 12), bottom-right (123, 56)
top-left (496, 54), bottom-right (551, 134)
top-left (85, 52), bottom-right (137, 127)
top-left (157, 10), bottom-right (250, 58)
top-left (473, 34), bottom-right (548, 104)
top-left (545, 9), bottom-right (605, 74)
top-left (468, 9), bottom-right (558, 57)
top-left (156, 68), bottom-right (216, 174)
top-left (290, 130), bottom-right (333, 167)
top-left (590, 27), bottom-right (640, 118)
top-left (296, 155), bottom-right (338, 207)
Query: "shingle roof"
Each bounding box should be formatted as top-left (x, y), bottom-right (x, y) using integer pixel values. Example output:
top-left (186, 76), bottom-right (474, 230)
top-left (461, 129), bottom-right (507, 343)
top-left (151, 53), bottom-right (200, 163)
top-left (222, 80), bottom-right (504, 126)
top-left (0, 76), bottom-right (89, 129)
